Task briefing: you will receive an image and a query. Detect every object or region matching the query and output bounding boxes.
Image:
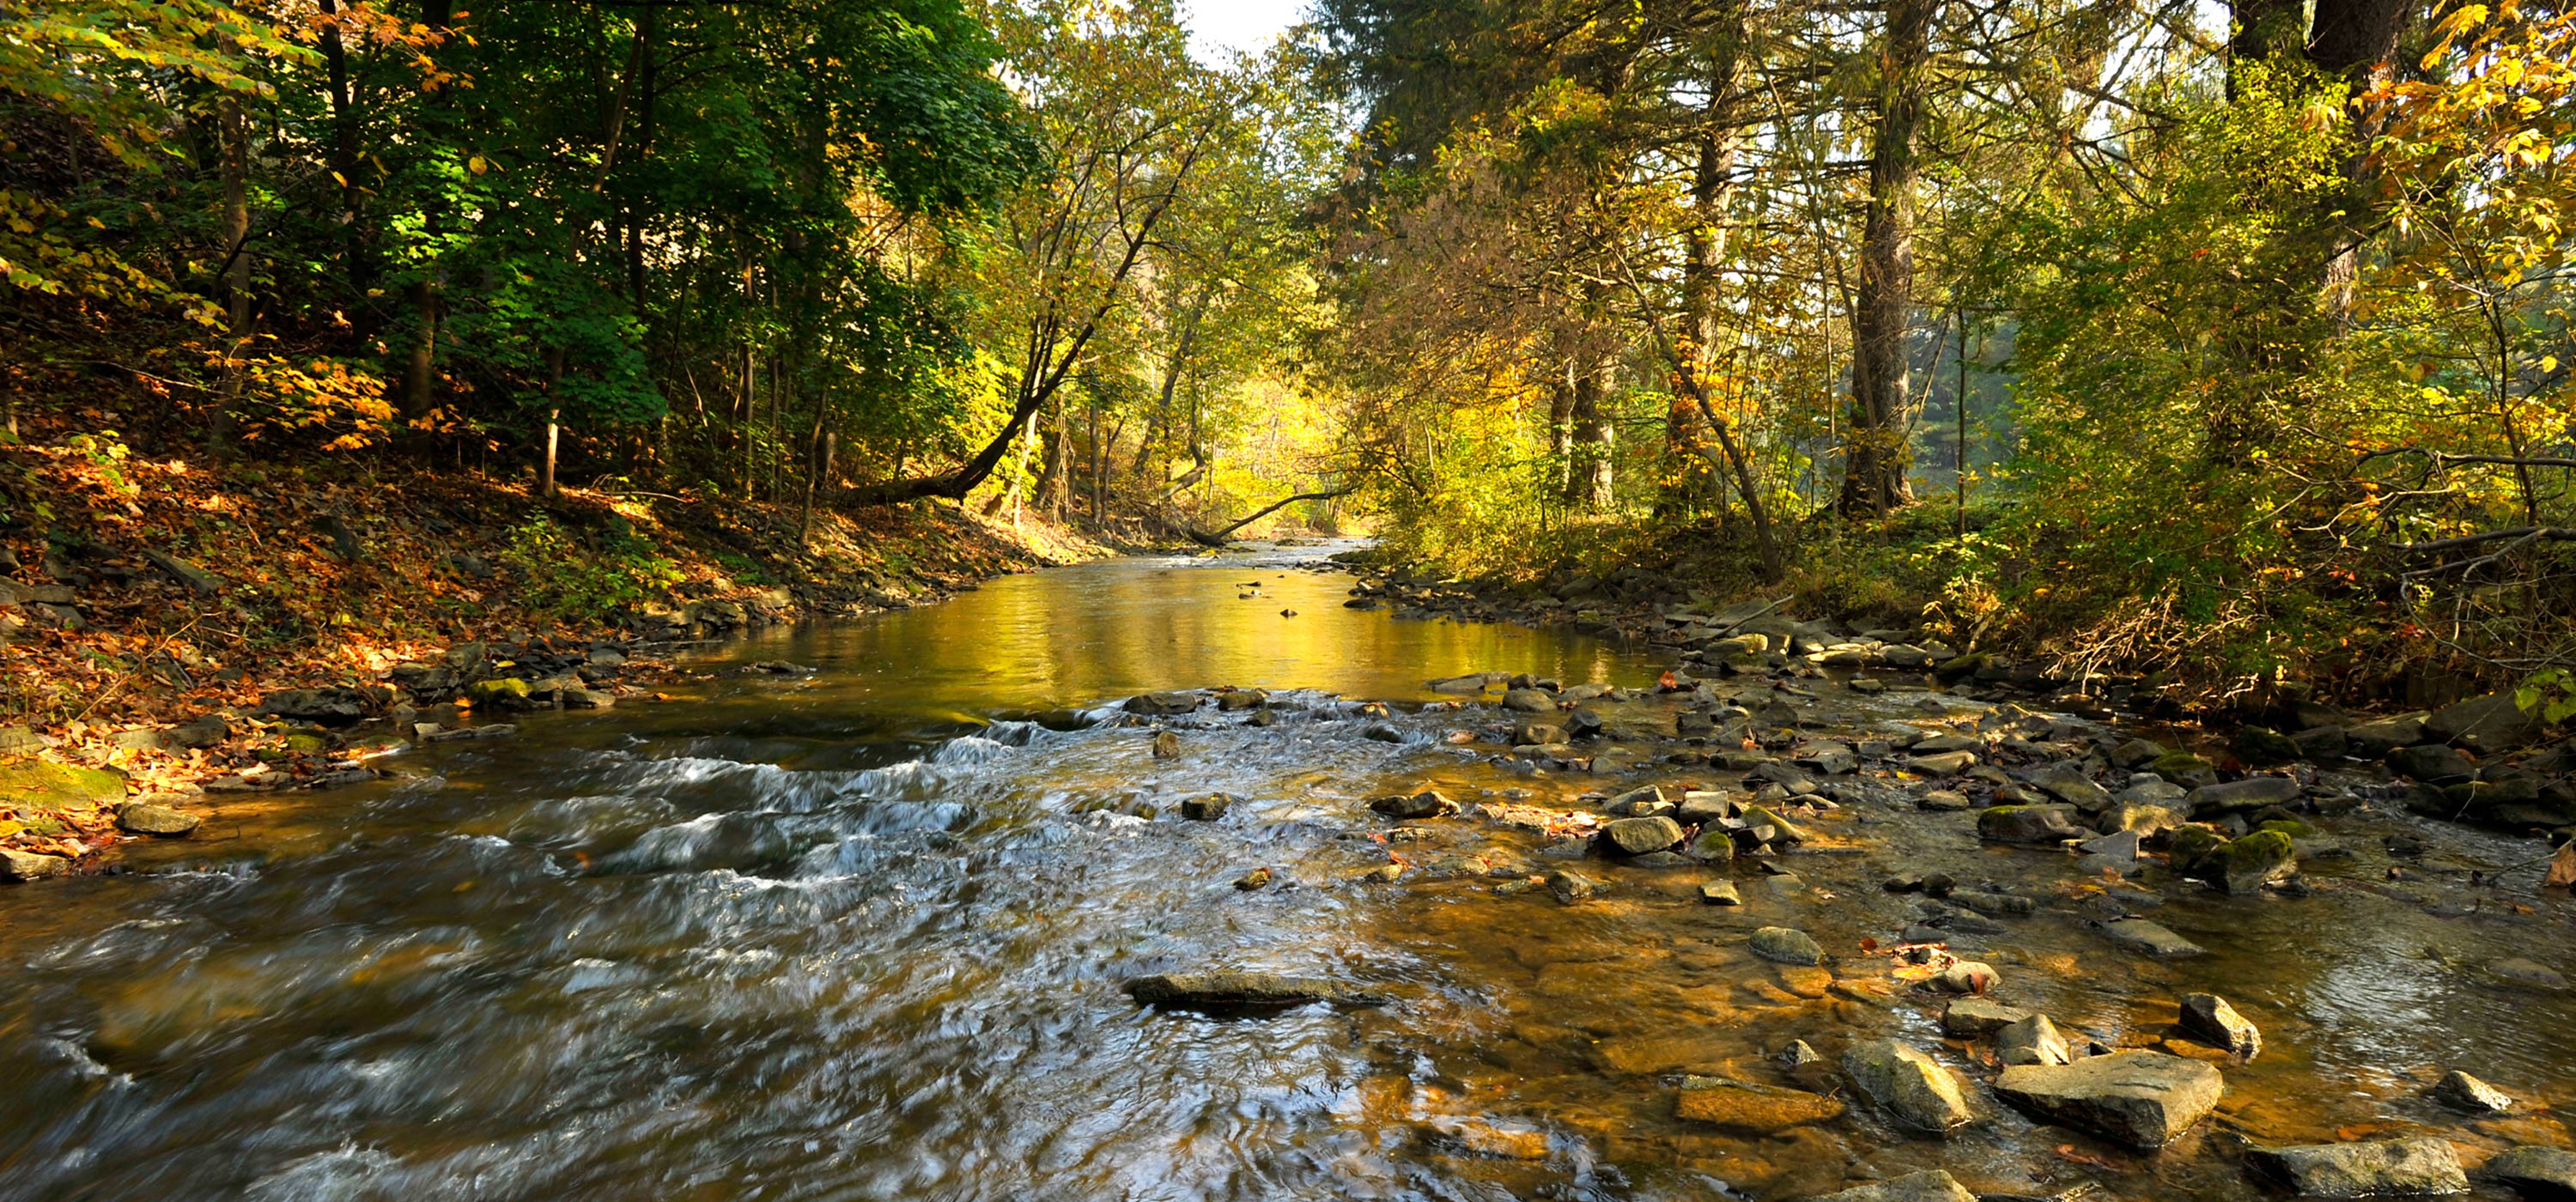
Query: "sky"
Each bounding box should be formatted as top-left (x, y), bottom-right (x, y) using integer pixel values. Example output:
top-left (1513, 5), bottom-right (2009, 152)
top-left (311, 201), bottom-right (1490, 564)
top-left (1183, 0), bottom-right (1309, 62)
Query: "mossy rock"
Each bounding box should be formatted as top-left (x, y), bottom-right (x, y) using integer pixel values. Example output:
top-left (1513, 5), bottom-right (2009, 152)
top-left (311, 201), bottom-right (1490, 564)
top-left (2150, 750), bottom-right (2220, 789)
top-left (2231, 726), bottom-right (2303, 767)
top-left (2204, 829), bottom-right (2297, 894)
top-left (2164, 825), bottom-right (2227, 875)
top-left (0, 759), bottom-right (127, 812)
top-left (1933, 652), bottom-right (1991, 683)
top-left (283, 732), bottom-right (333, 754)
top-left (466, 677), bottom-right (533, 706)
top-left (2256, 817), bottom-right (2315, 839)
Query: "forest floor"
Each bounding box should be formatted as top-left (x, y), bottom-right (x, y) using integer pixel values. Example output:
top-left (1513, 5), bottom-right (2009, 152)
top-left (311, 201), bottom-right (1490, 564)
top-left (0, 410), bottom-right (1114, 877)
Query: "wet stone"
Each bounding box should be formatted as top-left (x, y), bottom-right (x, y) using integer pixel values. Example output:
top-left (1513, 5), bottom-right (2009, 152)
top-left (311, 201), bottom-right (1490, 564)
top-left (1685, 826), bottom-right (1738, 863)
top-left (1996, 1014), bottom-right (2074, 1066)
top-left (1699, 880), bottom-right (1742, 905)
top-left (2430, 1069), bottom-right (2513, 1114)
top-left (2482, 1147), bottom-right (2576, 1201)
top-left (1370, 790), bottom-right (1458, 819)
top-left (1546, 869), bottom-right (1596, 903)
top-left (1181, 792), bottom-right (1236, 821)
top-left (2, 848), bottom-right (71, 882)
top-left (2247, 1138), bottom-right (2470, 1199)
top-left (1909, 750), bottom-right (1977, 776)
top-left (1751, 926), bottom-right (1826, 966)
top-left (1843, 1039), bottom-right (1975, 1134)
top-left (1124, 972), bottom-right (1369, 1011)
top-left (1979, 804), bottom-right (2082, 844)
top-left (1807, 1170), bottom-right (1978, 1202)
top-left (2178, 993), bottom-right (2261, 1059)
top-left (1993, 1051), bottom-right (2223, 1150)
top-left (2185, 775), bottom-right (2302, 817)
top-left (1674, 1078), bottom-right (1846, 1133)
top-left (1941, 998), bottom-right (2032, 1037)
top-left (2488, 958), bottom-right (2569, 992)
top-left (1599, 815), bottom-right (1685, 856)
top-left (113, 802), bottom-right (199, 836)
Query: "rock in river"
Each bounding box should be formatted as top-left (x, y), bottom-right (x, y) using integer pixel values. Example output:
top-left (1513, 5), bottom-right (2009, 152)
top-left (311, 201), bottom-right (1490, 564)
top-left (1978, 804), bottom-right (2081, 844)
top-left (1941, 998), bottom-right (2032, 1037)
top-left (1843, 1039), bottom-right (1976, 1134)
top-left (2178, 993), bottom-right (2261, 1059)
top-left (1370, 790), bottom-right (1458, 819)
top-left (2246, 1138), bottom-right (2470, 1199)
top-left (1752, 926), bottom-right (1826, 966)
top-left (1675, 1078), bottom-right (1846, 1133)
top-left (2482, 1147), bottom-right (2576, 1201)
top-left (2430, 1069), bottom-right (2513, 1114)
top-left (1992, 1051), bottom-right (2223, 1149)
top-left (2185, 775), bottom-right (2301, 817)
top-left (1599, 816), bottom-right (1685, 856)
top-left (1123, 972), bottom-right (1376, 1011)
top-left (113, 802), bottom-right (199, 836)
top-left (1807, 1171), bottom-right (1978, 1202)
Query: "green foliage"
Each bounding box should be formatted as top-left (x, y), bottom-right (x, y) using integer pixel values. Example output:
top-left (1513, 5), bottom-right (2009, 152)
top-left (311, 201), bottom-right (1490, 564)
top-left (2520, 670), bottom-right (2576, 727)
top-left (497, 515), bottom-right (683, 624)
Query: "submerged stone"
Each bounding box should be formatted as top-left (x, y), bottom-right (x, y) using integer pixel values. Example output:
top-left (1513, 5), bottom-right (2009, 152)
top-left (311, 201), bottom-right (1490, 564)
top-left (2482, 1147), bottom-right (2576, 1201)
top-left (1807, 1171), bottom-right (1978, 1202)
top-left (1674, 1078), bottom-right (1845, 1133)
top-left (1751, 926), bottom-right (1826, 966)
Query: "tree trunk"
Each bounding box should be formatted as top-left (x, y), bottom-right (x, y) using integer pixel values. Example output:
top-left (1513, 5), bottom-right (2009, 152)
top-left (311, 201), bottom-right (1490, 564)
top-left (213, 94), bottom-right (252, 447)
top-left (1670, 14), bottom-right (1745, 518)
top-left (1839, 0), bottom-right (1934, 519)
top-left (1566, 354), bottom-right (1614, 512)
top-left (319, 0), bottom-right (368, 310)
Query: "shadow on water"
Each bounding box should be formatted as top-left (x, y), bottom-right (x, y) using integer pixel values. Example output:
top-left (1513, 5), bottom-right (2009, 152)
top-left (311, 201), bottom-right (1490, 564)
top-left (0, 543), bottom-right (2567, 1201)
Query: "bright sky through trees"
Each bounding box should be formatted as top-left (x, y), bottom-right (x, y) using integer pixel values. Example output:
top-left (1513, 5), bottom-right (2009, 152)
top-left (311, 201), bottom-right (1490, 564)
top-left (1185, 0), bottom-right (1307, 61)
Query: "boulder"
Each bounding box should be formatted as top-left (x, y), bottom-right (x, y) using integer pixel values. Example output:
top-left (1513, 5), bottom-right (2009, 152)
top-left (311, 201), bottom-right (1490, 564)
top-left (1739, 804), bottom-right (1809, 846)
top-left (1599, 816), bottom-right (1685, 856)
top-left (1181, 793), bottom-right (1236, 821)
top-left (1843, 1039), bottom-right (1975, 1134)
top-left (1794, 741), bottom-right (1859, 775)
top-left (1992, 1052), bottom-right (2222, 1149)
top-left (1807, 1171), bottom-right (1978, 1202)
top-left (2233, 725), bottom-right (2305, 765)
top-left (1370, 790), bottom-right (1458, 819)
top-left (1941, 998), bottom-right (2032, 1036)
top-left (114, 802), bottom-right (200, 836)
top-left (2, 847), bottom-right (71, 882)
top-left (1996, 1014), bottom-right (2074, 1066)
top-left (1674, 1078), bottom-right (1847, 1132)
top-left (2201, 829), bottom-right (2299, 894)
top-left (257, 687), bottom-right (368, 725)
top-left (1123, 972), bottom-right (1375, 1011)
top-left (1684, 827), bottom-right (1738, 863)
top-left (2429, 1070), bottom-right (2512, 1114)
top-left (2482, 1147), bottom-right (2576, 1201)
top-left (2185, 775), bottom-right (2302, 817)
top-left (1151, 731), bottom-right (1182, 759)
top-left (2426, 693), bottom-right (2544, 752)
top-left (2246, 1138), bottom-right (2469, 1199)
top-left (1502, 688), bottom-right (1557, 713)
top-left (2178, 993), bottom-right (2260, 1059)
top-left (167, 713), bottom-right (228, 750)
top-left (2150, 750), bottom-right (2221, 788)
top-left (2112, 738), bottom-right (2168, 768)
top-left (1978, 804), bottom-right (2082, 844)
top-left (1124, 690), bottom-right (1202, 715)
top-left (1909, 750), bottom-right (1977, 777)
top-left (1751, 926), bottom-right (1826, 966)
top-left (2345, 713), bottom-right (2430, 757)
top-left (2390, 743), bottom-right (2478, 784)
top-left (2292, 725), bottom-right (2350, 761)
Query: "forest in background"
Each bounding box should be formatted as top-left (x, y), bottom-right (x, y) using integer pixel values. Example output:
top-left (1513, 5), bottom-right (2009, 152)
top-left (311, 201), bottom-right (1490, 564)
top-left (1, 0), bottom-right (2573, 715)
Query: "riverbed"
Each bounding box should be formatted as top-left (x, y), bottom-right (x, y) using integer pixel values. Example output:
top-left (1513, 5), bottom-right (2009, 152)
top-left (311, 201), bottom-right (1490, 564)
top-left (1, 545), bottom-right (2567, 1202)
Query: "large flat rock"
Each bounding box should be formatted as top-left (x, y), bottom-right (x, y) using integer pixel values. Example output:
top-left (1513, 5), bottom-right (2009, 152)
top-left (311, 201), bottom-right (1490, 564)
top-left (1807, 1170), bottom-right (1978, 1202)
top-left (1992, 1051), bottom-right (2221, 1149)
top-left (2248, 1138), bottom-right (2469, 1198)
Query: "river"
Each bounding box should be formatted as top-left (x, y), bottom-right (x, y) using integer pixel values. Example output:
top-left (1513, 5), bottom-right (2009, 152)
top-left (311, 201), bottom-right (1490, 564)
top-left (1, 546), bottom-right (2568, 1201)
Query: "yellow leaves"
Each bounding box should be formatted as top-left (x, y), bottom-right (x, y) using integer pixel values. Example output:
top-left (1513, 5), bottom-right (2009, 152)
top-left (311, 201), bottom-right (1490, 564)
top-left (467, 155), bottom-right (489, 176)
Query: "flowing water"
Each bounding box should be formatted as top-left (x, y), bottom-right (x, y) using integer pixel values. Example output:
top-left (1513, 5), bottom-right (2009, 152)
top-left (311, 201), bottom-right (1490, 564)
top-left (2, 547), bottom-right (2569, 1202)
